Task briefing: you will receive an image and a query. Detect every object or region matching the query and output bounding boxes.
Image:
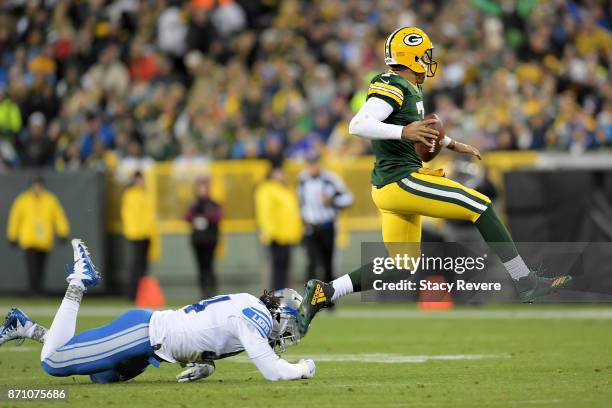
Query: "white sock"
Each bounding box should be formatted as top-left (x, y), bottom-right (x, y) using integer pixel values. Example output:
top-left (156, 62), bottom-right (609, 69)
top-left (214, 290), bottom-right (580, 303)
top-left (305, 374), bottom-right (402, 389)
top-left (331, 275), bottom-right (353, 302)
top-left (40, 284), bottom-right (83, 361)
top-left (503, 255), bottom-right (530, 281)
top-left (69, 279), bottom-right (85, 290)
top-left (25, 324), bottom-right (47, 344)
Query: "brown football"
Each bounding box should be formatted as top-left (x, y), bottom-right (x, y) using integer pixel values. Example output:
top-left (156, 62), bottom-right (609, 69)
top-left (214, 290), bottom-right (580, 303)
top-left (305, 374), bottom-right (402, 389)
top-left (414, 113), bottom-right (444, 162)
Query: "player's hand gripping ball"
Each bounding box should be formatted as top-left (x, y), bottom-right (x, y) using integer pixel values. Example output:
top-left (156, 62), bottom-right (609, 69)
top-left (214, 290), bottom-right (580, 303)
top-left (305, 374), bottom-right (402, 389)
top-left (414, 113), bottom-right (444, 162)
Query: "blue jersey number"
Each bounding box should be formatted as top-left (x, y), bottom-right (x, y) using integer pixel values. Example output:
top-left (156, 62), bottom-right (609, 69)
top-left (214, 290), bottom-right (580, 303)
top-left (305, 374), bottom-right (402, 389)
top-left (184, 295), bottom-right (230, 314)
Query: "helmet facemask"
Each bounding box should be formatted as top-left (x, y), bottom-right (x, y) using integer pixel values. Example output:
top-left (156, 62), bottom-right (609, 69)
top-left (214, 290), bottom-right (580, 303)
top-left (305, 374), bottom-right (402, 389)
top-left (418, 48), bottom-right (438, 77)
top-left (268, 288), bottom-right (303, 354)
top-left (269, 308), bottom-right (300, 354)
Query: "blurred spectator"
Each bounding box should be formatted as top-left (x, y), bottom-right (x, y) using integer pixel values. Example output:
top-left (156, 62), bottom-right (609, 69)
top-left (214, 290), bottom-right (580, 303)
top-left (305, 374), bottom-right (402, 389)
top-left (6, 176), bottom-right (69, 295)
top-left (186, 5), bottom-right (222, 59)
top-left (597, 100), bottom-right (612, 146)
top-left (210, 0), bottom-right (247, 37)
top-left (286, 128), bottom-right (317, 160)
top-left (254, 166), bottom-right (302, 289)
top-left (158, 4), bottom-right (188, 57)
top-left (185, 177), bottom-right (222, 297)
top-left (173, 142), bottom-right (209, 178)
top-left (116, 140), bottom-right (154, 182)
top-left (120, 171), bottom-right (159, 300)
top-left (128, 41), bottom-right (159, 82)
top-left (58, 141), bottom-right (82, 172)
top-left (80, 111), bottom-right (114, 161)
top-left (84, 44), bottom-right (129, 97)
top-left (0, 86), bottom-right (22, 166)
top-left (297, 154), bottom-right (353, 283)
top-left (0, 87), bottom-right (22, 140)
top-left (263, 136), bottom-right (284, 168)
top-left (21, 82), bottom-right (59, 123)
top-left (17, 112), bottom-right (55, 167)
top-left (88, 140), bottom-right (118, 173)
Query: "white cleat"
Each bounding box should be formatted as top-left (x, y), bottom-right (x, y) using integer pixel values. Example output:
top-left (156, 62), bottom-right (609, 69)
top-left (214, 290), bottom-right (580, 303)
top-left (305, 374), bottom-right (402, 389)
top-left (65, 239), bottom-right (101, 290)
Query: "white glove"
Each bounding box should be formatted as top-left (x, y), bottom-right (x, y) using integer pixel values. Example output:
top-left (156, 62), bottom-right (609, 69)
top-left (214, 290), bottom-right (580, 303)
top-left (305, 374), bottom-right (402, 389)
top-left (176, 361), bottom-right (215, 383)
top-left (299, 358), bottom-right (316, 379)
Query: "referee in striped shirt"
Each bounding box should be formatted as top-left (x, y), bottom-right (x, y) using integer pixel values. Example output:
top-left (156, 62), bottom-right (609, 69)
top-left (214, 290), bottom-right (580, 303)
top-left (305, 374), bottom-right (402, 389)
top-left (297, 153), bottom-right (354, 283)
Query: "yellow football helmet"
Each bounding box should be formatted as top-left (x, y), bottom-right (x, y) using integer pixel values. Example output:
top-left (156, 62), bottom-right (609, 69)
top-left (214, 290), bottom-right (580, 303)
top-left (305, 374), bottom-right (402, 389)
top-left (384, 27), bottom-right (438, 77)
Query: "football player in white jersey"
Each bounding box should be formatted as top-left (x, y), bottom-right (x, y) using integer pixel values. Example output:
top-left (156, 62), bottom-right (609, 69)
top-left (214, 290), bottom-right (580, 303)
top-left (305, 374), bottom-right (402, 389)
top-left (0, 239), bottom-right (316, 383)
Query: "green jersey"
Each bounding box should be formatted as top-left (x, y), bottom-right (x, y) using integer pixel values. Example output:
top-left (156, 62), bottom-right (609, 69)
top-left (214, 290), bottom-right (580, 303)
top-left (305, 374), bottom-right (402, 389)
top-left (366, 71), bottom-right (425, 186)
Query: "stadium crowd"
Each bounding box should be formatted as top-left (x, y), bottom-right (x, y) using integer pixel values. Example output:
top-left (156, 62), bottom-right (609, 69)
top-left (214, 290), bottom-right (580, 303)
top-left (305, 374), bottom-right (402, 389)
top-left (0, 0), bottom-right (610, 172)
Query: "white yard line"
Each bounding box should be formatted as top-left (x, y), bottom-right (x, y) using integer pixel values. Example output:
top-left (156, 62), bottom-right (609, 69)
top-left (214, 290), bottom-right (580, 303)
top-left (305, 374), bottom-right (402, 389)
top-left (328, 308), bottom-right (612, 320)
top-left (363, 399), bottom-right (564, 407)
top-left (230, 353), bottom-right (511, 364)
top-left (0, 306), bottom-right (132, 317)
top-left (1, 305), bottom-right (611, 319)
top-left (0, 346), bottom-right (37, 352)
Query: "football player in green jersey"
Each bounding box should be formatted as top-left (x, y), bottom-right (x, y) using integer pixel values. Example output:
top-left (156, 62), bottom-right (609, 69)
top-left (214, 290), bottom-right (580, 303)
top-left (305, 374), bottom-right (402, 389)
top-left (297, 27), bottom-right (572, 337)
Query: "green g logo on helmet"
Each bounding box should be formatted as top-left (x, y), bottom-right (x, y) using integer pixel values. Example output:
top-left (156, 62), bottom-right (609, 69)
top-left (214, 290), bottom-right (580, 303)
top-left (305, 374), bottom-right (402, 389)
top-left (404, 34), bottom-right (424, 46)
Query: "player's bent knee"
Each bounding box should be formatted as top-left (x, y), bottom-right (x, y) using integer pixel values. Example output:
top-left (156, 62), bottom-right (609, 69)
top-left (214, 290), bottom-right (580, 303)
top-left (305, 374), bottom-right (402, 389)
top-left (90, 369), bottom-right (122, 384)
top-left (41, 359), bottom-right (72, 377)
top-left (40, 350), bottom-right (83, 377)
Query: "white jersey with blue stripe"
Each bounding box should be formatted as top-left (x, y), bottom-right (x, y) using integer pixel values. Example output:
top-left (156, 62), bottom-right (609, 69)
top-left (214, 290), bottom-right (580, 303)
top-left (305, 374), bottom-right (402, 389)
top-left (149, 293), bottom-right (273, 364)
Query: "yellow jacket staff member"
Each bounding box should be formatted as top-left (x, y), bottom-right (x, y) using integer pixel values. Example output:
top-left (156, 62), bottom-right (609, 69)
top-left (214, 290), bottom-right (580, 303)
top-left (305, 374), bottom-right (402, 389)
top-left (7, 178), bottom-right (69, 251)
top-left (120, 171), bottom-right (160, 300)
top-left (7, 177), bottom-right (69, 295)
top-left (255, 166), bottom-right (302, 289)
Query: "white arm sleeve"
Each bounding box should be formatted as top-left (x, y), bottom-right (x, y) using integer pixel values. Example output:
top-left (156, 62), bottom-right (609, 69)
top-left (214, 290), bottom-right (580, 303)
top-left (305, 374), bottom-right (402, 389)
top-left (230, 317), bottom-right (306, 381)
top-left (348, 97), bottom-right (404, 140)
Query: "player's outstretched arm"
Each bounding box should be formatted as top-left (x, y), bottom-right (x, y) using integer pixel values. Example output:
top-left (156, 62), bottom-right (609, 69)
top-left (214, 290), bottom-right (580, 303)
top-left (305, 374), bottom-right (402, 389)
top-left (444, 136), bottom-right (482, 160)
top-left (231, 317), bottom-right (315, 381)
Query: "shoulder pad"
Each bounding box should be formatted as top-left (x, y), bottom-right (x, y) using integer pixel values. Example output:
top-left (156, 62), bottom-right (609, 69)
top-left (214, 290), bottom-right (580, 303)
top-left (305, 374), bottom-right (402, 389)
top-left (241, 307), bottom-right (273, 339)
top-left (368, 72), bottom-right (405, 107)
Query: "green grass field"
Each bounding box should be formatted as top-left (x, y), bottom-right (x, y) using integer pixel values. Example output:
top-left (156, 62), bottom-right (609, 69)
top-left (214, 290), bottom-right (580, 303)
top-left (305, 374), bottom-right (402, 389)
top-left (1, 299), bottom-right (611, 408)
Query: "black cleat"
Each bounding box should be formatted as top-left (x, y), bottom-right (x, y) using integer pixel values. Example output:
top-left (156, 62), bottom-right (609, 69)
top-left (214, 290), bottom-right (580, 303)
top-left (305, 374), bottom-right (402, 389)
top-left (517, 272), bottom-right (572, 302)
top-left (297, 279), bottom-right (335, 337)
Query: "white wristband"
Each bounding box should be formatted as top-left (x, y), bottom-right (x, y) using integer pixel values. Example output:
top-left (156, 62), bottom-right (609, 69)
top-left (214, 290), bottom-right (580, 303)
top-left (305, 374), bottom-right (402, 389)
top-left (442, 136), bottom-right (452, 147)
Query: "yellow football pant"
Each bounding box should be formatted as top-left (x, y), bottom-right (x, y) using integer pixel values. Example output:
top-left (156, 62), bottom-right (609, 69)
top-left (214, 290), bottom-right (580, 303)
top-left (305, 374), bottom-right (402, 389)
top-left (371, 169), bottom-right (491, 245)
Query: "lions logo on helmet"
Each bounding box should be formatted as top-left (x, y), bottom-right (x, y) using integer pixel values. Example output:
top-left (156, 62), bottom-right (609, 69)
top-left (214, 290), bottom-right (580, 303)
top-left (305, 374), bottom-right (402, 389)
top-left (385, 27), bottom-right (438, 77)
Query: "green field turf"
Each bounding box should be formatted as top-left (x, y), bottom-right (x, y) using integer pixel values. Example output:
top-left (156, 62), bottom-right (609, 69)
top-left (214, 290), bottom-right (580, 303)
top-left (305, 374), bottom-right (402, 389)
top-left (0, 299), bottom-right (611, 408)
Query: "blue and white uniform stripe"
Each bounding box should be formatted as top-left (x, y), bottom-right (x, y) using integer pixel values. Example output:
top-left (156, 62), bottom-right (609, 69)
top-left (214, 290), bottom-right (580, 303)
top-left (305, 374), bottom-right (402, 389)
top-left (242, 307), bottom-right (273, 339)
top-left (41, 309), bottom-right (154, 376)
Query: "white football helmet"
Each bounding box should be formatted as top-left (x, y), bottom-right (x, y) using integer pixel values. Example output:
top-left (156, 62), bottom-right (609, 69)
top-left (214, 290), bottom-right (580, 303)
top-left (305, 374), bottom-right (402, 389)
top-left (269, 288), bottom-right (302, 354)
